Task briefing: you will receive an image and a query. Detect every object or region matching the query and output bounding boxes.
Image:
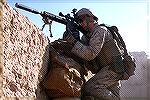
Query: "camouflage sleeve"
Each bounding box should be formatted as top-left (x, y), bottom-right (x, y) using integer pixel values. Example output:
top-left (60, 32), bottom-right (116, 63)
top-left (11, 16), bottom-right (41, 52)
top-left (71, 26), bottom-right (107, 61)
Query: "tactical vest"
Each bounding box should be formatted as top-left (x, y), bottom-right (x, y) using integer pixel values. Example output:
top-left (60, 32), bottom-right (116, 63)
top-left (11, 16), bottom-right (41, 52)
top-left (88, 39), bottom-right (125, 74)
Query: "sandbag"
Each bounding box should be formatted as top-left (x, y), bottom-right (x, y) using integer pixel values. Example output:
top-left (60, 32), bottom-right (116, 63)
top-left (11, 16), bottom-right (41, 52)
top-left (121, 54), bottom-right (136, 80)
top-left (43, 67), bottom-right (82, 98)
top-left (42, 40), bottom-right (84, 98)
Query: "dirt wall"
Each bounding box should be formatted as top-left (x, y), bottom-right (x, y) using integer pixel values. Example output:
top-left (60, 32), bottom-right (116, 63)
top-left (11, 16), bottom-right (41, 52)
top-left (1, 1), bottom-right (50, 100)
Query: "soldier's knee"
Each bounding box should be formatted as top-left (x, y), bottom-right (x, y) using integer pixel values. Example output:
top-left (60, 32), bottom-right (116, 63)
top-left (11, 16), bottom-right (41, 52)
top-left (81, 95), bottom-right (112, 100)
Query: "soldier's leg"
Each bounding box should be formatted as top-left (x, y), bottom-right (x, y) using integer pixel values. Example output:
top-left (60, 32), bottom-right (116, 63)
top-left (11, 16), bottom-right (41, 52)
top-left (81, 66), bottom-right (121, 100)
top-left (107, 81), bottom-right (121, 99)
top-left (53, 97), bottom-right (80, 100)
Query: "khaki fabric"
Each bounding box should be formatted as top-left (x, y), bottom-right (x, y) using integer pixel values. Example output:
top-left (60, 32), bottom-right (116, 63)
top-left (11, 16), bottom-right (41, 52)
top-left (71, 24), bottom-right (108, 61)
top-left (75, 8), bottom-right (98, 21)
top-left (43, 42), bottom-right (84, 98)
top-left (72, 24), bottom-right (123, 73)
top-left (81, 66), bottom-right (121, 100)
top-left (71, 23), bottom-right (122, 99)
top-left (71, 24), bottom-right (111, 61)
top-left (53, 97), bottom-right (80, 100)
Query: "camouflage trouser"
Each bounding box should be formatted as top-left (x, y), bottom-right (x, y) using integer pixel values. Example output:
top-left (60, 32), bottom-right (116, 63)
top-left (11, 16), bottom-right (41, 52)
top-left (81, 66), bottom-right (122, 100)
top-left (53, 97), bottom-right (80, 100)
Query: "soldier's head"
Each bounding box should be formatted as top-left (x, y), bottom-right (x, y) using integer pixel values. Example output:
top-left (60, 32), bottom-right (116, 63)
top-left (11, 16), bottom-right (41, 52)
top-left (75, 8), bottom-right (98, 33)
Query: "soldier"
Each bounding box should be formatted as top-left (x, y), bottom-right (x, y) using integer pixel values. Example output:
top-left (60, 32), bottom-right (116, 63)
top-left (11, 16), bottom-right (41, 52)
top-left (63, 8), bottom-right (124, 100)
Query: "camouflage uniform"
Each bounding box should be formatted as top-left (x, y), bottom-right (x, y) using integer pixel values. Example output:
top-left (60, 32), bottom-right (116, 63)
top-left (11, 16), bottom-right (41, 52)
top-left (71, 24), bottom-right (122, 100)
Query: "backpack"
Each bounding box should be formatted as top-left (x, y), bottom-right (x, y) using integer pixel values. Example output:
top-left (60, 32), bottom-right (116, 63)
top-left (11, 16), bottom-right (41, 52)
top-left (100, 24), bottom-right (136, 80)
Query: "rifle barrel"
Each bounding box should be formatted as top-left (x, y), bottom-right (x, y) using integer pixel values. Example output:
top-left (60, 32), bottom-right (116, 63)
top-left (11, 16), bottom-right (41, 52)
top-left (15, 3), bottom-right (67, 25)
top-left (15, 3), bottom-right (40, 14)
top-left (15, 3), bottom-right (85, 33)
top-left (42, 11), bottom-right (67, 25)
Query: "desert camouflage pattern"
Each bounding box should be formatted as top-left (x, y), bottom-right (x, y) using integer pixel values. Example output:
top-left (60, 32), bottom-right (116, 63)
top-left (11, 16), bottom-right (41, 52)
top-left (71, 23), bottom-right (122, 99)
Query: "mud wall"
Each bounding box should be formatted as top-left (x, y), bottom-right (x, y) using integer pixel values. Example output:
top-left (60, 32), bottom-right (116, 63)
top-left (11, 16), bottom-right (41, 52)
top-left (1, 1), bottom-right (50, 100)
top-left (0, 0), bottom-right (4, 99)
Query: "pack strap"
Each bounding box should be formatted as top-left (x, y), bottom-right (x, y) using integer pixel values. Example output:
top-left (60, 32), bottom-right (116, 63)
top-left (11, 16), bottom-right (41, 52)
top-left (99, 24), bottom-right (128, 57)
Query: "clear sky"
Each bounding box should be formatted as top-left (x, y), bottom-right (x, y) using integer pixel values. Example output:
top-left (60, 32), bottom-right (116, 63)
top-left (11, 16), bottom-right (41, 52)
top-left (8, 0), bottom-right (150, 57)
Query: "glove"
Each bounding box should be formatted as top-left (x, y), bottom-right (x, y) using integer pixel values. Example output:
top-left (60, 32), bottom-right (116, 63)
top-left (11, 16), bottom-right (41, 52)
top-left (72, 31), bottom-right (80, 40)
top-left (66, 20), bottom-right (76, 32)
top-left (66, 21), bottom-right (80, 40)
top-left (63, 31), bottom-right (77, 45)
top-left (63, 30), bottom-right (80, 41)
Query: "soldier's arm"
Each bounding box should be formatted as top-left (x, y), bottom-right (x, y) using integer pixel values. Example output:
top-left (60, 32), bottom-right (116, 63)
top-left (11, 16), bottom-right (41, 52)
top-left (71, 27), bottom-right (107, 61)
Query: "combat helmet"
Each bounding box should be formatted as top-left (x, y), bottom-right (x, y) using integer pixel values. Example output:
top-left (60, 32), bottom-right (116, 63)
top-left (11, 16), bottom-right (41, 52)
top-left (75, 8), bottom-right (98, 22)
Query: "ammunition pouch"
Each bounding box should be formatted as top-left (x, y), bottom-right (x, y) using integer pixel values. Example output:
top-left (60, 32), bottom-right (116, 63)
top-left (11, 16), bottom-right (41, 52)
top-left (110, 54), bottom-right (136, 80)
top-left (109, 55), bottom-right (125, 74)
top-left (121, 54), bottom-right (136, 80)
top-left (87, 39), bottom-right (136, 80)
top-left (87, 39), bottom-right (123, 74)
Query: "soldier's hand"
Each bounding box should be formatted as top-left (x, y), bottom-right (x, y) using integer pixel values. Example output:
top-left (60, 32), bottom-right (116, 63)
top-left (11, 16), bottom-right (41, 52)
top-left (63, 31), bottom-right (77, 45)
top-left (66, 20), bottom-right (76, 32)
top-left (66, 21), bottom-right (80, 40)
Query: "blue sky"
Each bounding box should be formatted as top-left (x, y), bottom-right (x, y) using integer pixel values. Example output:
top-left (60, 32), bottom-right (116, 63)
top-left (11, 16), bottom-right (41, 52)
top-left (8, 0), bottom-right (150, 57)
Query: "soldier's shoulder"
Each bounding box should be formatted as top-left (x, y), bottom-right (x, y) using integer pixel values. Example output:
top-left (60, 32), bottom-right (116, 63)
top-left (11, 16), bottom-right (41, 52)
top-left (95, 24), bottom-right (108, 33)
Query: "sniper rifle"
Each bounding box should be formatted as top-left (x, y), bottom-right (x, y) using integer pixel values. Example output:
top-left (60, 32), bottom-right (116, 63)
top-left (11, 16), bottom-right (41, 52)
top-left (15, 3), bottom-right (83, 37)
